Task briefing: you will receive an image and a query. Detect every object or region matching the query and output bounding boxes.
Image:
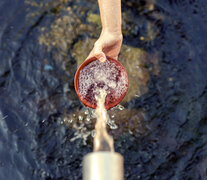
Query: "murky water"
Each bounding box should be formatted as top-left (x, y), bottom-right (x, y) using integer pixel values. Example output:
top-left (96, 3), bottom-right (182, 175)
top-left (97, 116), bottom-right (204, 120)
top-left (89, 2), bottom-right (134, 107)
top-left (0, 0), bottom-right (207, 179)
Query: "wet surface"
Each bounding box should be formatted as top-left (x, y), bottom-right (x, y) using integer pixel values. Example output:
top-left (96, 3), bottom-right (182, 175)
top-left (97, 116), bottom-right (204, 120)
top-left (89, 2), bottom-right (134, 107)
top-left (0, 0), bottom-right (207, 179)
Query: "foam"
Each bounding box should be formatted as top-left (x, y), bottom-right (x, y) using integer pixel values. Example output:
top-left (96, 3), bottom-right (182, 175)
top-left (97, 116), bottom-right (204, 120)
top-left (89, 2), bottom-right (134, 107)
top-left (78, 59), bottom-right (128, 104)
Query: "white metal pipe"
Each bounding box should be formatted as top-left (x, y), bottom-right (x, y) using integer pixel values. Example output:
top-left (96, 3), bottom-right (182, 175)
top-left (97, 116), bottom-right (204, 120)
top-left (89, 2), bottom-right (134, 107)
top-left (83, 152), bottom-right (124, 180)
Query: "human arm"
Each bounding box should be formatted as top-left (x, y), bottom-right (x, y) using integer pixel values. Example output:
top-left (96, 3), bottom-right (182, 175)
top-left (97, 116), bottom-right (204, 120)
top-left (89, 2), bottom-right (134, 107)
top-left (87, 0), bottom-right (123, 62)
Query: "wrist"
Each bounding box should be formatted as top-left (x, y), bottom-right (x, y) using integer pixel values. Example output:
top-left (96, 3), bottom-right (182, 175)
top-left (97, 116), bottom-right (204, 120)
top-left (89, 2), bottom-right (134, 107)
top-left (101, 29), bottom-right (123, 39)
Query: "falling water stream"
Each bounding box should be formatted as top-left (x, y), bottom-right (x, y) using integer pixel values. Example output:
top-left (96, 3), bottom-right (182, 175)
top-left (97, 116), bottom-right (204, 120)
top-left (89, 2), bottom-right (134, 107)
top-left (94, 90), bottom-right (114, 152)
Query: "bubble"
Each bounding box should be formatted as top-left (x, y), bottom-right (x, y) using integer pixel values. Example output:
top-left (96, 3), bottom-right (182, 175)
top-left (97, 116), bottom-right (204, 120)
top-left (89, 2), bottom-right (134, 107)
top-left (78, 59), bottom-right (128, 106)
top-left (107, 119), bottom-right (118, 130)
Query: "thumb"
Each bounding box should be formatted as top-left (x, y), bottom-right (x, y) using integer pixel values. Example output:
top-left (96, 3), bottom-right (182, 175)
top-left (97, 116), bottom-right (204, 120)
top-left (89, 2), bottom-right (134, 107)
top-left (93, 46), bottom-right (106, 63)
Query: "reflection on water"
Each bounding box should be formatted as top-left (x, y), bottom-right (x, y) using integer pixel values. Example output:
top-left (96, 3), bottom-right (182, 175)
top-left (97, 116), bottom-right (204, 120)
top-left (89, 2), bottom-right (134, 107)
top-left (0, 0), bottom-right (207, 179)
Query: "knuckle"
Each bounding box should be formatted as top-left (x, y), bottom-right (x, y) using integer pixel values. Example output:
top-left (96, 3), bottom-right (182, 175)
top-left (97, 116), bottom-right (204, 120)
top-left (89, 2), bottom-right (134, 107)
top-left (94, 47), bottom-right (102, 54)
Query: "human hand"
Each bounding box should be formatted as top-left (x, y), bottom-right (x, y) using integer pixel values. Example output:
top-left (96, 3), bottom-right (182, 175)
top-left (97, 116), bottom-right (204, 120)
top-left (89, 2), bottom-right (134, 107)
top-left (86, 31), bottom-right (123, 62)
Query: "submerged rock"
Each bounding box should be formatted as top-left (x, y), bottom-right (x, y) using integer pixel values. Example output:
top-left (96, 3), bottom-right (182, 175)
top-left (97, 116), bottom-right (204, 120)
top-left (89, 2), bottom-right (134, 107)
top-left (119, 45), bottom-right (150, 103)
top-left (87, 13), bottom-right (101, 27)
top-left (72, 39), bottom-right (96, 67)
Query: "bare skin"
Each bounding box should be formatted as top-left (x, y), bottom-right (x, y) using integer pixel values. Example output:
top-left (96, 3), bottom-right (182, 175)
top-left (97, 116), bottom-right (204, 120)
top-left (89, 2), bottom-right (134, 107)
top-left (87, 0), bottom-right (123, 62)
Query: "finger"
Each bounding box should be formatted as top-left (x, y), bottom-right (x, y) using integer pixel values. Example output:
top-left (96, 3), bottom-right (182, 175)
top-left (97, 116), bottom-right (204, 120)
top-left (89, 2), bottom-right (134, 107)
top-left (93, 46), bottom-right (106, 63)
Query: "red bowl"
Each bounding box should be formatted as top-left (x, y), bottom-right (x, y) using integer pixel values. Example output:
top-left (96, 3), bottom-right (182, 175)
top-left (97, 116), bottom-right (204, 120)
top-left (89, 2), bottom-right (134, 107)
top-left (74, 56), bottom-right (128, 110)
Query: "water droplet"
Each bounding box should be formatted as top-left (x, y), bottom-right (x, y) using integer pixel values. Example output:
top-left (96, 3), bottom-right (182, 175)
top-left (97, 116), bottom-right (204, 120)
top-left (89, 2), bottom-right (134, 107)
top-left (2, 115), bottom-right (8, 120)
top-left (107, 119), bottom-right (112, 124)
top-left (112, 107), bottom-right (118, 110)
top-left (110, 123), bottom-right (118, 129)
top-left (91, 130), bottom-right (95, 137)
top-left (78, 115), bottom-right (83, 121)
top-left (117, 104), bottom-right (124, 111)
top-left (84, 110), bottom-right (89, 115)
top-left (86, 116), bottom-right (90, 122)
top-left (107, 120), bottom-right (118, 129)
top-left (91, 110), bottom-right (96, 118)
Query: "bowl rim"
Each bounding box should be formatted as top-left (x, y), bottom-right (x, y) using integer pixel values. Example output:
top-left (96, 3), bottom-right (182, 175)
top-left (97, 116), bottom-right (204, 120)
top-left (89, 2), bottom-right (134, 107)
top-left (74, 56), bottom-right (129, 110)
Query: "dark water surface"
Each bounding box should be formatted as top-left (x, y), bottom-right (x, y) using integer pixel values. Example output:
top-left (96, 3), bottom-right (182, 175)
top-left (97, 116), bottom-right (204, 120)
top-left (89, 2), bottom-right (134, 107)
top-left (0, 0), bottom-right (207, 179)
